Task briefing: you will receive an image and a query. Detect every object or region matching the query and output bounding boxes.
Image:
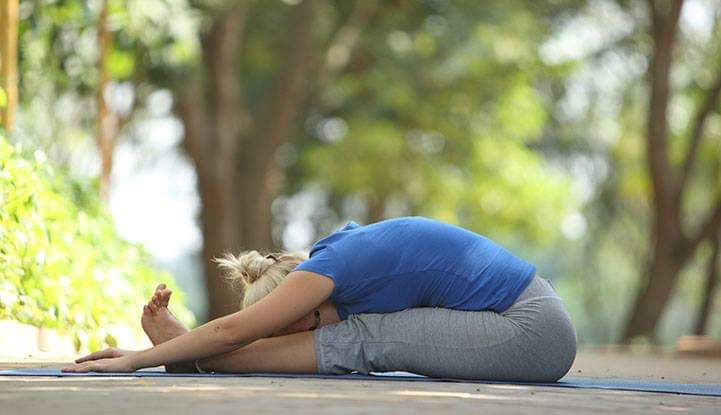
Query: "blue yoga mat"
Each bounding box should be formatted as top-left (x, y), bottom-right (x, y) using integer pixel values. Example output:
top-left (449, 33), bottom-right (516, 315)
top-left (2, 368), bottom-right (720, 397)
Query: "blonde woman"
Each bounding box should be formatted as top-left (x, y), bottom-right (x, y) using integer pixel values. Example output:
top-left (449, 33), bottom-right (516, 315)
top-left (65, 216), bottom-right (577, 381)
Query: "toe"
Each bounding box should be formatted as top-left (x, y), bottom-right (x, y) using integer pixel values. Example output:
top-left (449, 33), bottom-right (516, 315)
top-left (160, 289), bottom-right (173, 306)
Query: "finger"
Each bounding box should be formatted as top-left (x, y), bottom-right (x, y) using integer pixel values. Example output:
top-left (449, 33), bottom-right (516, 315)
top-left (155, 283), bottom-right (166, 292)
top-left (75, 354), bottom-right (91, 364)
top-left (143, 304), bottom-right (150, 316)
top-left (149, 303), bottom-right (158, 314)
top-left (76, 363), bottom-right (93, 373)
top-left (62, 363), bottom-right (88, 373)
top-left (75, 349), bottom-right (110, 363)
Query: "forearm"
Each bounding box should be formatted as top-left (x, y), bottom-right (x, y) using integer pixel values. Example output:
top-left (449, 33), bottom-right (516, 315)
top-left (132, 315), bottom-right (244, 370)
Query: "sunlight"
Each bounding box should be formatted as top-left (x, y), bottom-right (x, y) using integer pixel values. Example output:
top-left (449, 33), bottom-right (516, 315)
top-left (388, 390), bottom-right (513, 401)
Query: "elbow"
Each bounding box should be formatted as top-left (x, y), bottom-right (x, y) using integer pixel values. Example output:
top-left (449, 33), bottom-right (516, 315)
top-left (217, 326), bottom-right (241, 349)
top-left (214, 320), bottom-right (247, 349)
top-left (211, 308), bottom-right (274, 350)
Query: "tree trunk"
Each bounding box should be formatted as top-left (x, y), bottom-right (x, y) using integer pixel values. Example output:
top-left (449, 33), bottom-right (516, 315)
top-left (693, 235), bottom-right (720, 335)
top-left (179, 0), bottom-right (379, 321)
top-left (178, 0), bottom-right (316, 321)
top-left (0, 0), bottom-right (18, 131)
top-left (622, 0), bottom-right (721, 342)
top-left (178, 79), bottom-right (245, 320)
top-left (622, 235), bottom-right (685, 341)
top-left (621, 0), bottom-right (687, 343)
top-left (96, 0), bottom-right (115, 202)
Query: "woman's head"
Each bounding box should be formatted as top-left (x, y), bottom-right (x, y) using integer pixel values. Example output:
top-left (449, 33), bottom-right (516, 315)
top-left (214, 250), bottom-right (307, 309)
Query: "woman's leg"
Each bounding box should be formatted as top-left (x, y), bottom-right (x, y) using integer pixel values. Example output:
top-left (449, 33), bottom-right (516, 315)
top-left (141, 285), bottom-right (337, 374)
top-left (313, 275), bottom-right (577, 382)
top-left (197, 331), bottom-right (317, 373)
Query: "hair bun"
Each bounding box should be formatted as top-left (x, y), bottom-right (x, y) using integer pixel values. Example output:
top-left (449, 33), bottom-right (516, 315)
top-left (214, 250), bottom-right (275, 288)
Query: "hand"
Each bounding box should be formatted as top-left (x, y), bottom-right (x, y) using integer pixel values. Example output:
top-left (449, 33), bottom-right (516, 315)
top-left (62, 347), bottom-right (138, 373)
top-left (73, 347), bottom-right (136, 363)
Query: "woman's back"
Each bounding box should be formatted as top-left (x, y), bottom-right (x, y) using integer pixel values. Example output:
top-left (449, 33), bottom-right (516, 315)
top-left (294, 216), bottom-right (536, 319)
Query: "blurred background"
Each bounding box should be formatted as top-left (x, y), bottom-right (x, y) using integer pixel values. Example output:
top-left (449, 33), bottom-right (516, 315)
top-left (0, 0), bottom-right (720, 354)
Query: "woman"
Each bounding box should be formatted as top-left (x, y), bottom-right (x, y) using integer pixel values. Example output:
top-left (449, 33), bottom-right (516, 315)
top-left (65, 216), bottom-right (577, 382)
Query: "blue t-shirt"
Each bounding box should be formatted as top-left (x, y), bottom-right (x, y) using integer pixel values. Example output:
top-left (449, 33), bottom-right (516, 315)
top-left (293, 216), bottom-right (536, 320)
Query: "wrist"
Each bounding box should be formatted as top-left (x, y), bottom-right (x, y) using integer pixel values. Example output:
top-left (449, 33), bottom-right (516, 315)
top-left (128, 350), bottom-right (146, 370)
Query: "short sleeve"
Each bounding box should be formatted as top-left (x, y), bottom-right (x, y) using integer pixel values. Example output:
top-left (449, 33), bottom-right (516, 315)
top-left (293, 246), bottom-right (347, 297)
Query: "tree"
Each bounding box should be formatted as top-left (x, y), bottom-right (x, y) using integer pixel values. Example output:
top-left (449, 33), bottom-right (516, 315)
top-left (693, 233), bottom-right (720, 335)
top-left (177, 0), bottom-right (589, 320)
top-left (621, 0), bottom-right (721, 342)
top-left (291, 0), bottom-right (583, 249)
top-left (178, 0), bottom-right (386, 319)
top-left (15, 0), bottom-right (197, 192)
top-left (0, 0), bottom-right (18, 131)
top-left (96, 0), bottom-right (113, 201)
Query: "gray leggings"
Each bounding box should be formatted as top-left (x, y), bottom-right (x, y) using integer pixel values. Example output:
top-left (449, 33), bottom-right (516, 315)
top-left (313, 275), bottom-right (577, 382)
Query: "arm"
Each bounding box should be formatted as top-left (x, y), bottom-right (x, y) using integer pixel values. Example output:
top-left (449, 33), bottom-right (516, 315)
top-left (188, 299), bottom-right (341, 373)
top-left (64, 271), bottom-right (334, 372)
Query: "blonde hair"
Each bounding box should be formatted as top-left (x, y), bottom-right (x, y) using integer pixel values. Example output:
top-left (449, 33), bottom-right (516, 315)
top-left (214, 250), bottom-right (307, 309)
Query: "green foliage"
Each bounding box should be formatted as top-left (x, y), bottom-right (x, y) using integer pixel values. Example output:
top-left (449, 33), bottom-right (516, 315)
top-left (13, 0), bottom-right (721, 345)
top-left (17, 0), bottom-right (199, 158)
top-left (0, 136), bottom-right (195, 351)
top-left (294, 1), bottom-right (578, 249)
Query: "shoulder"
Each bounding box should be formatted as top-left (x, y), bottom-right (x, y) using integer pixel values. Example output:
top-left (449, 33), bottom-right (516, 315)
top-left (295, 245), bottom-right (348, 277)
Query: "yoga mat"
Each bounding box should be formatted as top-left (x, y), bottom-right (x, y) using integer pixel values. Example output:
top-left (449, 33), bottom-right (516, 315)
top-left (2, 368), bottom-right (720, 397)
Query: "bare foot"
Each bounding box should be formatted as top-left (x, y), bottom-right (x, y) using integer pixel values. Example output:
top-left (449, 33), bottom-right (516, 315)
top-left (141, 284), bottom-right (189, 346)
